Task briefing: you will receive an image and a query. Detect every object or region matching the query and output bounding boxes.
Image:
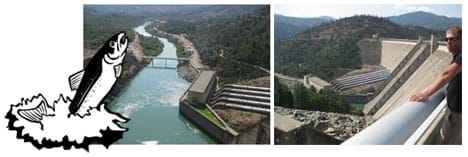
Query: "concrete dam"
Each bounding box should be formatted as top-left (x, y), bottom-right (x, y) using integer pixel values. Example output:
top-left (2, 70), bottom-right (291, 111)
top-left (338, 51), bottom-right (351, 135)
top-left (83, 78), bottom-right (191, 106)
top-left (180, 71), bottom-right (270, 144)
top-left (348, 36), bottom-right (452, 144)
top-left (362, 37), bottom-right (452, 117)
top-left (275, 36), bottom-right (453, 145)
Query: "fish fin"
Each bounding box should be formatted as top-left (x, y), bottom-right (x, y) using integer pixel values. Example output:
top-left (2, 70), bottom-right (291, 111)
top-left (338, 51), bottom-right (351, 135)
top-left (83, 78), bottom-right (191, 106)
top-left (17, 101), bottom-right (53, 123)
top-left (69, 70), bottom-right (84, 91)
top-left (114, 64), bottom-right (122, 78)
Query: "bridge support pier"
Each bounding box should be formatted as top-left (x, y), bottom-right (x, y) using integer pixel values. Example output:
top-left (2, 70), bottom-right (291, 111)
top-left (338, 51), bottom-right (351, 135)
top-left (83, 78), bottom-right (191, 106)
top-left (143, 56), bottom-right (189, 68)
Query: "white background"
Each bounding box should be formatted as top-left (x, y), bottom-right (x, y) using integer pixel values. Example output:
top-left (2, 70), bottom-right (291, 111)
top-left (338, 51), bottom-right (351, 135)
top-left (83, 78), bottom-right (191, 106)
top-left (0, 0), bottom-right (465, 156)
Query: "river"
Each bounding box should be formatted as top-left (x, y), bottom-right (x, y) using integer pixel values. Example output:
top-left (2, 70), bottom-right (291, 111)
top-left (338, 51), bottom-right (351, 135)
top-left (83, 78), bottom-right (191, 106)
top-left (109, 22), bottom-right (215, 144)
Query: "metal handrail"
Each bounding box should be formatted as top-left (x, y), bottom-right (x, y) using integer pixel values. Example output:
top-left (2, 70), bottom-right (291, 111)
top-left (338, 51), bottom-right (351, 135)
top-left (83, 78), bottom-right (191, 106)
top-left (342, 86), bottom-right (446, 145)
top-left (404, 99), bottom-right (446, 145)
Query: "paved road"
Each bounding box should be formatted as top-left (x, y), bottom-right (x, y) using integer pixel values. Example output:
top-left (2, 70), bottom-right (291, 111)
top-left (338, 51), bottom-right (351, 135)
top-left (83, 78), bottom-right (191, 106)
top-left (128, 32), bottom-right (144, 61)
top-left (274, 73), bottom-right (302, 83)
top-left (153, 27), bottom-right (208, 71)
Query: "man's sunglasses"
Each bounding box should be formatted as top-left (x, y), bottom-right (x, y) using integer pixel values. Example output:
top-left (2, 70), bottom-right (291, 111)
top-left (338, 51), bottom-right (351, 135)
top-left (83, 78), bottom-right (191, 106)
top-left (444, 37), bottom-right (461, 42)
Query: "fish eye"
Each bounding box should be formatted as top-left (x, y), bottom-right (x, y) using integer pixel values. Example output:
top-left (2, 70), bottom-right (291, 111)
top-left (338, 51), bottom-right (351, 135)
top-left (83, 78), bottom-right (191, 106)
top-left (120, 37), bottom-right (127, 45)
top-left (109, 41), bottom-right (116, 48)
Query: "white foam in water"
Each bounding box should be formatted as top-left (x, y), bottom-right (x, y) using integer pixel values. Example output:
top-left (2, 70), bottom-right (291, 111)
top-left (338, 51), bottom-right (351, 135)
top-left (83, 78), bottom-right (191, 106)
top-left (9, 94), bottom-right (128, 145)
top-left (185, 121), bottom-right (201, 134)
top-left (141, 140), bottom-right (160, 145)
top-left (118, 102), bottom-right (142, 117)
top-left (157, 80), bottom-right (187, 107)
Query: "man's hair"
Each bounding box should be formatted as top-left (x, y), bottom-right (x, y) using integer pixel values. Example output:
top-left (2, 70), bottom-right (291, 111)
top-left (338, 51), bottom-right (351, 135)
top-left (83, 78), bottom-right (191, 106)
top-left (447, 26), bottom-right (462, 38)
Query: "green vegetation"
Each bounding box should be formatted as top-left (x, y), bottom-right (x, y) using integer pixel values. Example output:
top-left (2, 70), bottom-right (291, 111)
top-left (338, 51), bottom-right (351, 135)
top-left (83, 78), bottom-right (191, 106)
top-left (144, 25), bottom-right (191, 59)
top-left (217, 59), bottom-right (268, 85)
top-left (84, 8), bottom-right (144, 49)
top-left (275, 77), bottom-right (354, 114)
top-left (351, 103), bottom-right (364, 112)
top-left (158, 20), bottom-right (195, 35)
top-left (195, 108), bottom-right (223, 128)
top-left (158, 6), bottom-right (270, 81)
top-left (138, 34), bottom-right (164, 56)
top-left (276, 37), bottom-right (362, 81)
top-left (274, 77), bottom-right (294, 107)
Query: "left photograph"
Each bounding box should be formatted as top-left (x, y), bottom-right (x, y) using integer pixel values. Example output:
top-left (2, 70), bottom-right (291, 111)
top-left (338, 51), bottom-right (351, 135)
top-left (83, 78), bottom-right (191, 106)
top-left (83, 5), bottom-right (271, 144)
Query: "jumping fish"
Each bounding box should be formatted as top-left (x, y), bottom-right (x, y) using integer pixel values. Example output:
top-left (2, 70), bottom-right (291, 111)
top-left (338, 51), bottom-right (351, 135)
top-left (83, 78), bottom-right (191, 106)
top-left (68, 32), bottom-right (128, 117)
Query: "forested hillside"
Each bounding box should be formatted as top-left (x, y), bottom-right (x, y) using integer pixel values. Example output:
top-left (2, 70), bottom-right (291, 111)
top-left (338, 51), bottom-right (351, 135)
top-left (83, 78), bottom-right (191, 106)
top-left (84, 7), bottom-right (144, 49)
top-left (275, 15), bottom-right (443, 81)
top-left (158, 6), bottom-right (270, 81)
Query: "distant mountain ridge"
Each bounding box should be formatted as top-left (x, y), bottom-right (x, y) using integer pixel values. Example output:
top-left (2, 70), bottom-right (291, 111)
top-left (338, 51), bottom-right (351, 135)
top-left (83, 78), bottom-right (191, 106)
top-left (275, 14), bottom-right (335, 41)
top-left (275, 14), bottom-right (335, 26)
top-left (388, 11), bottom-right (461, 31)
top-left (85, 5), bottom-right (264, 21)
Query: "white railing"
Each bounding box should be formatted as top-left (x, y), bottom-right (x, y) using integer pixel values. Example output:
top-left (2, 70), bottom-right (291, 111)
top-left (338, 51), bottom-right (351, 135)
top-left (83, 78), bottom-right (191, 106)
top-left (404, 99), bottom-right (446, 145)
top-left (342, 86), bottom-right (446, 145)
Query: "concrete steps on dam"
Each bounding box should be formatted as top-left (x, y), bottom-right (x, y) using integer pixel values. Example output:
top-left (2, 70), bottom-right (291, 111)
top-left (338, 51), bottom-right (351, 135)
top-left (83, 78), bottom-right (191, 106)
top-left (212, 103), bottom-right (270, 115)
top-left (332, 70), bottom-right (390, 84)
top-left (327, 39), bottom-right (418, 93)
top-left (214, 86), bottom-right (270, 98)
top-left (223, 84), bottom-right (270, 92)
top-left (211, 92), bottom-right (270, 103)
top-left (364, 42), bottom-right (430, 115)
top-left (211, 96), bottom-right (270, 109)
top-left (210, 84), bottom-right (271, 115)
top-left (330, 69), bottom-right (390, 92)
top-left (372, 47), bottom-right (451, 119)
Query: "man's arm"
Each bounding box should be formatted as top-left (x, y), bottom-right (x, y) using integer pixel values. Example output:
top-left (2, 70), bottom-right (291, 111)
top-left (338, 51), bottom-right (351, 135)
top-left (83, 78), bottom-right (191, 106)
top-left (409, 63), bottom-right (461, 101)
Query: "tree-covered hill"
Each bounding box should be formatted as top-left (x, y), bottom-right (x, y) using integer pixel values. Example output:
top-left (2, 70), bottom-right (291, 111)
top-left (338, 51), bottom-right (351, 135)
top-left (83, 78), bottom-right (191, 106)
top-left (159, 6), bottom-right (270, 82)
top-left (275, 15), bottom-right (444, 81)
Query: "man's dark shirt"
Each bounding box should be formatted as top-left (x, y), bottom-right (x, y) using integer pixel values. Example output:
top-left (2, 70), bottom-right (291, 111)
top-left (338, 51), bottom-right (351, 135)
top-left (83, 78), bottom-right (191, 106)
top-left (447, 52), bottom-right (462, 113)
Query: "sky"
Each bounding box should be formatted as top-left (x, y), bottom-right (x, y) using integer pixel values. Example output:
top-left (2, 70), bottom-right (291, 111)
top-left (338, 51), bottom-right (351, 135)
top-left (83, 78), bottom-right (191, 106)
top-left (275, 4), bottom-right (462, 19)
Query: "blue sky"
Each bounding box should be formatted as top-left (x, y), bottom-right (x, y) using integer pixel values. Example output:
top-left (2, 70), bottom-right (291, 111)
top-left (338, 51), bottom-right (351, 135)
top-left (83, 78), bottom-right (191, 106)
top-left (275, 4), bottom-right (462, 19)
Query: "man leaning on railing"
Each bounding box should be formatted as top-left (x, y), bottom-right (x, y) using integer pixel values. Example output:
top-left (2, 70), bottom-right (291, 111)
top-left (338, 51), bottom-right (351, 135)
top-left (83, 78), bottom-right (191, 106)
top-left (410, 26), bottom-right (462, 145)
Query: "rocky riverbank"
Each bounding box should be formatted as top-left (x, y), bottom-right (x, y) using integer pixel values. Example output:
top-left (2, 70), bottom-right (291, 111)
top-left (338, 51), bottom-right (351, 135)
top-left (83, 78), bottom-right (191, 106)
top-left (176, 62), bottom-right (198, 82)
top-left (275, 106), bottom-right (367, 141)
top-left (149, 25), bottom-right (211, 82)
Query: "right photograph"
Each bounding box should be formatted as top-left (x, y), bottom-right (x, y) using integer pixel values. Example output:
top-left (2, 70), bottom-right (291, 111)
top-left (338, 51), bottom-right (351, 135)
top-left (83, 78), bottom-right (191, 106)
top-left (274, 4), bottom-right (462, 145)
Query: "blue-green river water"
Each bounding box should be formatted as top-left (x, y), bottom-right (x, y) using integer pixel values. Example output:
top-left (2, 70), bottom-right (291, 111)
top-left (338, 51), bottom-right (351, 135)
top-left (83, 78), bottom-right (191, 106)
top-left (109, 22), bottom-right (214, 144)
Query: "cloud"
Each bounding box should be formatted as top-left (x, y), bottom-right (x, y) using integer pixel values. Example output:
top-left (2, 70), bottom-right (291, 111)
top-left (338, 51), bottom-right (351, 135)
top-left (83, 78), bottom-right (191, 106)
top-left (394, 5), bottom-right (432, 13)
